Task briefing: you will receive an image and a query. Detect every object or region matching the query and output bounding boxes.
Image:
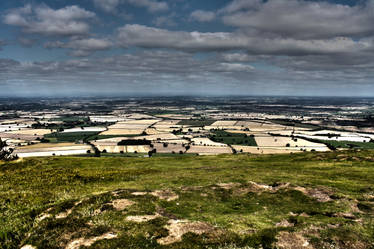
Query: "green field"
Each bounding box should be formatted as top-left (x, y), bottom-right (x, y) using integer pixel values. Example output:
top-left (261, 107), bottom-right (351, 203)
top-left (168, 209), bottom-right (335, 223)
top-left (45, 132), bottom-right (100, 143)
top-left (1, 151), bottom-right (374, 248)
top-left (177, 119), bottom-right (216, 126)
top-left (86, 134), bottom-right (141, 141)
top-left (209, 130), bottom-right (258, 146)
top-left (320, 140), bottom-right (374, 149)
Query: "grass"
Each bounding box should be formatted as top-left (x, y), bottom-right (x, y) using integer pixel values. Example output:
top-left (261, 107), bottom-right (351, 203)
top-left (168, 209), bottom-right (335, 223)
top-left (45, 131), bottom-right (100, 143)
top-left (209, 130), bottom-right (258, 146)
top-left (1, 150), bottom-right (374, 248)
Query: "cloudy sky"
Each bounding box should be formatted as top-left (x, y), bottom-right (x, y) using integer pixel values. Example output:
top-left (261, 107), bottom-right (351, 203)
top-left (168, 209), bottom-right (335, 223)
top-left (1, 0), bottom-right (374, 97)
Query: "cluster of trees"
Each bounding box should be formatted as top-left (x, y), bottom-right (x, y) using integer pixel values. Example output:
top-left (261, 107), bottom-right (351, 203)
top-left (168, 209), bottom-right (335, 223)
top-left (118, 139), bottom-right (152, 146)
top-left (0, 138), bottom-right (17, 161)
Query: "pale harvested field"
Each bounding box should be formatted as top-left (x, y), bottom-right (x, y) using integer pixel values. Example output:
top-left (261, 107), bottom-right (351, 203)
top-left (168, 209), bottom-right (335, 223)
top-left (7, 129), bottom-right (53, 136)
top-left (135, 133), bottom-right (180, 141)
top-left (93, 134), bottom-right (182, 145)
top-left (154, 120), bottom-right (181, 126)
top-left (125, 114), bottom-right (156, 120)
top-left (89, 116), bottom-right (127, 123)
top-left (297, 134), bottom-right (370, 143)
top-left (153, 143), bottom-right (186, 153)
top-left (157, 139), bottom-right (189, 145)
top-left (95, 145), bottom-right (150, 153)
top-left (155, 114), bottom-right (192, 119)
top-left (61, 127), bottom-right (106, 133)
top-left (0, 124), bottom-right (33, 132)
top-left (102, 120), bottom-right (159, 135)
top-left (191, 137), bottom-right (227, 147)
top-left (100, 129), bottom-right (145, 135)
top-left (255, 136), bottom-right (328, 149)
top-left (187, 145), bottom-right (232, 155)
top-left (16, 144), bottom-right (90, 152)
top-left (15, 143), bottom-right (91, 158)
top-left (231, 145), bottom-right (304, 154)
top-left (211, 121), bottom-right (238, 126)
top-left (16, 150), bottom-right (90, 158)
top-left (294, 129), bottom-right (373, 142)
top-left (182, 127), bottom-right (202, 132)
top-left (144, 128), bottom-right (165, 135)
top-left (155, 127), bottom-right (182, 133)
top-left (236, 121), bottom-right (290, 131)
top-left (0, 133), bottom-right (39, 141)
top-left (17, 142), bottom-right (77, 149)
top-left (92, 137), bottom-right (128, 145)
top-left (0, 118), bottom-right (32, 124)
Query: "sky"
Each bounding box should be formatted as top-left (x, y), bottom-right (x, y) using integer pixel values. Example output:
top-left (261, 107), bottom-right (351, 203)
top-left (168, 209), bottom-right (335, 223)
top-left (1, 0), bottom-right (374, 97)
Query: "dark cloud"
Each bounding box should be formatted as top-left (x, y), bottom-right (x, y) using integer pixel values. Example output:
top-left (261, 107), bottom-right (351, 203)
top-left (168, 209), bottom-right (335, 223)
top-left (116, 24), bottom-right (371, 56)
top-left (0, 40), bottom-right (6, 50)
top-left (18, 37), bottom-right (37, 48)
top-left (1, 50), bottom-right (373, 97)
top-left (221, 0), bottom-right (374, 39)
top-left (0, 59), bottom-right (20, 71)
top-left (44, 38), bottom-right (112, 57)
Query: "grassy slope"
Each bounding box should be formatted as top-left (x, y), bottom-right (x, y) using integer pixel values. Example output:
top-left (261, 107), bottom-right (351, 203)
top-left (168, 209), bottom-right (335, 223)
top-left (1, 151), bottom-right (374, 248)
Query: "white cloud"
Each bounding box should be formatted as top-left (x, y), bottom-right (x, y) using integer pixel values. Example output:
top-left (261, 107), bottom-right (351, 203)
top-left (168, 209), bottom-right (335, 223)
top-left (3, 4), bottom-right (95, 36)
top-left (126, 0), bottom-right (168, 12)
top-left (190, 10), bottom-right (216, 22)
top-left (93, 0), bottom-right (120, 13)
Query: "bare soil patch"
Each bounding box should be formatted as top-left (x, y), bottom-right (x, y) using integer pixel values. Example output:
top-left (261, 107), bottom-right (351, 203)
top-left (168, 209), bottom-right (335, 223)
top-left (111, 199), bottom-right (135, 211)
top-left (126, 214), bottom-right (161, 222)
top-left (157, 219), bottom-right (213, 245)
top-left (294, 186), bottom-right (333, 202)
top-left (151, 190), bottom-right (179, 201)
top-left (65, 232), bottom-right (117, 249)
top-left (276, 231), bottom-right (314, 249)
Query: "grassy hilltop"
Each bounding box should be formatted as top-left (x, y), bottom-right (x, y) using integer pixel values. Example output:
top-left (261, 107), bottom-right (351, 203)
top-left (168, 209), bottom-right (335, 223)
top-left (1, 151), bottom-right (374, 249)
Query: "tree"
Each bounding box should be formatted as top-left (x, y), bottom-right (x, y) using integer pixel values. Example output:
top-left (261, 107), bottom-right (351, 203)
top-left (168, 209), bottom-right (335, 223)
top-left (0, 138), bottom-right (17, 161)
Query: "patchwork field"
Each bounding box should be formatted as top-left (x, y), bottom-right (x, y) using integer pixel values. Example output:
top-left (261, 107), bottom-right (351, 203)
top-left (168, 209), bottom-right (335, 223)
top-left (14, 143), bottom-right (91, 157)
top-left (101, 120), bottom-right (159, 136)
top-left (1, 151), bottom-right (374, 248)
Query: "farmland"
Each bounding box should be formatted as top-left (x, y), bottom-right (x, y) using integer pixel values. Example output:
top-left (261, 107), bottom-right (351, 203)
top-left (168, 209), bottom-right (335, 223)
top-left (2, 97), bottom-right (374, 157)
top-left (1, 150), bottom-right (374, 248)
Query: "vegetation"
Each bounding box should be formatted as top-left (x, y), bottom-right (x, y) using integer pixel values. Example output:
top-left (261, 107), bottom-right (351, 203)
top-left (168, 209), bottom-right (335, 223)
top-left (1, 150), bottom-right (374, 248)
top-left (0, 138), bottom-right (17, 161)
top-left (318, 139), bottom-right (374, 150)
top-left (117, 139), bottom-right (152, 146)
top-left (45, 131), bottom-right (100, 143)
top-left (178, 119), bottom-right (215, 126)
top-left (87, 134), bottom-right (140, 141)
top-left (209, 130), bottom-right (257, 146)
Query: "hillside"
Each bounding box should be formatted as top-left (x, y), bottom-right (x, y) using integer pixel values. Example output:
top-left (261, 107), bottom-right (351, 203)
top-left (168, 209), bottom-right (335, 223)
top-left (1, 151), bottom-right (374, 249)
